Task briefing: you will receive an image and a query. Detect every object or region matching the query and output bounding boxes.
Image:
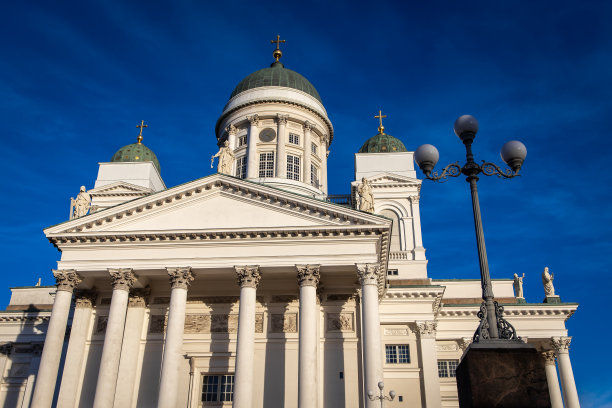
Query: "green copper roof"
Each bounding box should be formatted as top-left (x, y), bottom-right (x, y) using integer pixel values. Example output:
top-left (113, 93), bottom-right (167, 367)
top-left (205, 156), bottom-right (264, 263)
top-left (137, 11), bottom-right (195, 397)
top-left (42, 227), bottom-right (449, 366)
top-left (111, 142), bottom-right (161, 172)
top-left (230, 61), bottom-right (322, 103)
top-left (358, 132), bottom-right (408, 153)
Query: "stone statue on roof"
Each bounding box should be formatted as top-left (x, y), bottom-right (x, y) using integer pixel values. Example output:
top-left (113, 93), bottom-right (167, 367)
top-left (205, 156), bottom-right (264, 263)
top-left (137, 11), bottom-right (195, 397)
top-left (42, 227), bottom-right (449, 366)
top-left (357, 177), bottom-right (374, 213)
top-left (70, 186), bottom-right (91, 219)
top-left (513, 273), bottom-right (525, 298)
top-left (542, 267), bottom-right (555, 297)
top-left (211, 140), bottom-right (235, 175)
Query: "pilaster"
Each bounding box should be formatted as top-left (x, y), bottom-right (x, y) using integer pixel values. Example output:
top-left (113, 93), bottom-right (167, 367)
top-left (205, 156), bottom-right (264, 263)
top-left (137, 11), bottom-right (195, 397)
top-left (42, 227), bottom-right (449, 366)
top-left (416, 321), bottom-right (441, 408)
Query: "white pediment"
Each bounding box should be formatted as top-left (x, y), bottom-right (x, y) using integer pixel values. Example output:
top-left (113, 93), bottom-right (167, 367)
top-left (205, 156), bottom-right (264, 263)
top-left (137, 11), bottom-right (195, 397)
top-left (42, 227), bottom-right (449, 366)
top-left (46, 174), bottom-right (390, 236)
top-left (366, 173), bottom-right (422, 186)
top-left (88, 181), bottom-right (153, 196)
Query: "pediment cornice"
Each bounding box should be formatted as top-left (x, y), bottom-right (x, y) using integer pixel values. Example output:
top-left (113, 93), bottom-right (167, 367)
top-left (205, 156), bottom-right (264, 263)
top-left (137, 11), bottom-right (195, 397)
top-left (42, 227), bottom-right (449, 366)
top-left (352, 173), bottom-right (422, 190)
top-left (46, 174), bottom-right (391, 236)
top-left (88, 181), bottom-right (153, 197)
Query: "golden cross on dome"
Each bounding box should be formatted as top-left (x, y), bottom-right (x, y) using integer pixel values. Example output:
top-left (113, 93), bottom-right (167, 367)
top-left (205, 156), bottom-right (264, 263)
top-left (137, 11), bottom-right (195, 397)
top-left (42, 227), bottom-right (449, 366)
top-left (271, 34), bottom-right (286, 61)
top-left (136, 120), bottom-right (148, 144)
top-left (375, 110), bottom-right (387, 133)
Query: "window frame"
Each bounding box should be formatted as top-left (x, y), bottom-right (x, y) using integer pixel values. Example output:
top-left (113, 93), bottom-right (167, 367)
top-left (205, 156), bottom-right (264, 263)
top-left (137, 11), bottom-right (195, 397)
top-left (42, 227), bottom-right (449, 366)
top-left (311, 142), bottom-right (318, 155)
top-left (201, 374), bottom-right (234, 404)
top-left (235, 156), bottom-right (247, 179)
top-left (258, 152), bottom-right (275, 178)
top-left (438, 360), bottom-right (459, 378)
top-left (310, 163), bottom-right (319, 187)
top-left (287, 154), bottom-right (301, 181)
top-left (289, 133), bottom-right (300, 145)
top-left (237, 135), bottom-right (247, 147)
top-left (385, 344), bottom-right (410, 364)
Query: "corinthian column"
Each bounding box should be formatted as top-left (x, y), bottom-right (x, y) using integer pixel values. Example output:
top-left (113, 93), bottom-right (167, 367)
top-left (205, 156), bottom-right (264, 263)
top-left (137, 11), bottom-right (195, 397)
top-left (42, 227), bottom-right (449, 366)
top-left (303, 121), bottom-right (315, 184)
top-left (356, 263), bottom-right (383, 408)
top-left (226, 124), bottom-right (238, 150)
top-left (297, 265), bottom-right (320, 408)
top-left (115, 289), bottom-right (149, 407)
top-left (416, 321), bottom-right (441, 408)
top-left (246, 115), bottom-right (259, 178)
top-left (58, 290), bottom-right (97, 407)
top-left (158, 267), bottom-right (195, 408)
top-left (276, 115), bottom-right (288, 178)
top-left (233, 266), bottom-right (261, 408)
top-left (552, 336), bottom-right (580, 408)
top-left (93, 269), bottom-right (136, 408)
top-left (31, 269), bottom-right (81, 408)
top-left (542, 350), bottom-right (563, 408)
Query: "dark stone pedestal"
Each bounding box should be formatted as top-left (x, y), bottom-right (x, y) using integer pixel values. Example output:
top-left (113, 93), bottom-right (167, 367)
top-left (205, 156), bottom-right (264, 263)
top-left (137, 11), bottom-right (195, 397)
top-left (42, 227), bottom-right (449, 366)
top-left (456, 342), bottom-right (550, 408)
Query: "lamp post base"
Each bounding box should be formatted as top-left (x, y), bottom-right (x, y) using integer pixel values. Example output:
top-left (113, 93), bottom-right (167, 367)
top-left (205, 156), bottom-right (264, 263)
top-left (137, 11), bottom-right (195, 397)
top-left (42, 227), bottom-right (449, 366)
top-left (456, 343), bottom-right (550, 408)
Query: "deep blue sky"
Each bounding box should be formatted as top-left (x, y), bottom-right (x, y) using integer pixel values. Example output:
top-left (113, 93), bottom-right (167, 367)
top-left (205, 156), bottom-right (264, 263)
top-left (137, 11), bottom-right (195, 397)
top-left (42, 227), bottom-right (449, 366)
top-left (1, 1), bottom-right (610, 405)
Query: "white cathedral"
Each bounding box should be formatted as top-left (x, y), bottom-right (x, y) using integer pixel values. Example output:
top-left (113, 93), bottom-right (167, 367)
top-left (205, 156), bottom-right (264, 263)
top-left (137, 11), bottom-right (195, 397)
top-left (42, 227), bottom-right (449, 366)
top-left (0, 44), bottom-right (580, 408)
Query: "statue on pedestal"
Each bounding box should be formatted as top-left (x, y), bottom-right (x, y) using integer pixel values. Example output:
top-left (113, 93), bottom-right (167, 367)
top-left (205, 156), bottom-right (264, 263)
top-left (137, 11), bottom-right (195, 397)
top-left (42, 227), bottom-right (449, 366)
top-left (70, 186), bottom-right (91, 219)
top-left (513, 273), bottom-right (525, 298)
top-left (357, 177), bottom-right (374, 213)
top-left (211, 140), bottom-right (235, 175)
top-left (542, 267), bottom-right (555, 297)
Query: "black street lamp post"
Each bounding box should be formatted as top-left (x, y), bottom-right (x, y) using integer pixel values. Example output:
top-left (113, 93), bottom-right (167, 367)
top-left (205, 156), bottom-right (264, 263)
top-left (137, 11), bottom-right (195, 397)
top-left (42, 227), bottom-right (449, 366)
top-left (414, 115), bottom-right (528, 342)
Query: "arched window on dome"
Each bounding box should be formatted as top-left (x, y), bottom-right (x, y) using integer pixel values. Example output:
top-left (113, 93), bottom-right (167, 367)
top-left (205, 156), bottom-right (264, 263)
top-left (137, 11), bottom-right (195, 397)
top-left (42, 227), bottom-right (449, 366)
top-left (379, 209), bottom-right (402, 252)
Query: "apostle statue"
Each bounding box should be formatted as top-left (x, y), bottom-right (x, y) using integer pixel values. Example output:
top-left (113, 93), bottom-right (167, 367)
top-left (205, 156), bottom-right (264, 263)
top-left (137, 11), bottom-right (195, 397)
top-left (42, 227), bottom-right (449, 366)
top-left (211, 140), bottom-right (235, 175)
top-left (357, 177), bottom-right (374, 213)
top-left (70, 186), bottom-right (91, 219)
top-left (542, 267), bottom-right (555, 297)
top-left (513, 273), bottom-right (525, 298)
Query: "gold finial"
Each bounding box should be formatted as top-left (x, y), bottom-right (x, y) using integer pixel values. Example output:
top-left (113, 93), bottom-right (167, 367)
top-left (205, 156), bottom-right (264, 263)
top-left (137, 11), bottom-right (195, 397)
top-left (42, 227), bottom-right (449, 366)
top-left (374, 110), bottom-right (387, 133)
top-left (136, 120), bottom-right (148, 144)
top-left (270, 34), bottom-right (286, 61)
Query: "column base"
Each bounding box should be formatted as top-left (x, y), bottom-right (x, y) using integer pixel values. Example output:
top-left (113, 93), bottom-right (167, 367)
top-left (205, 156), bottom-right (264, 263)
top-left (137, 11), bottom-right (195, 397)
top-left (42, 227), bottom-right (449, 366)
top-left (456, 343), bottom-right (551, 408)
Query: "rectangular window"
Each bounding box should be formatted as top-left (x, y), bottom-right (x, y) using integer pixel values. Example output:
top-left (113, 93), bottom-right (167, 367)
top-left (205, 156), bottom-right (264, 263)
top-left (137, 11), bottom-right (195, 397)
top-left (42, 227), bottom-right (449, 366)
top-left (238, 135), bottom-right (247, 147)
top-left (202, 374), bottom-right (234, 403)
top-left (287, 154), bottom-right (300, 181)
top-left (310, 164), bottom-right (319, 187)
top-left (311, 142), bottom-right (318, 155)
top-left (289, 133), bottom-right (300, 145)
top-left (386, 345), bottom-right (410, 364)
top-left (387, 269), bottom-right (399, 276)
top-left (438, 360), bottom-right (459, 378)
top-left (259, 152), bottom-right (274, 178)
top-left (235, 156), bottom-right (247, 179)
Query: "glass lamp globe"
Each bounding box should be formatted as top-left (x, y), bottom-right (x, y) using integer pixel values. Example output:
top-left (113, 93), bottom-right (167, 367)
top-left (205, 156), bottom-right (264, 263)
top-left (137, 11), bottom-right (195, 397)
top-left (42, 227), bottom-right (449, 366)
top-left (378, 381), bottom-right (385, 390)
top-left (367, 390), bottom-right (374, 398)
top-left (390, 390), bottom-right (397, 399)
top-left (453, 115), bottom-right (479, 141)
top-left (500, 140), bottom-right (527, 171)
top-left (414, 144), bottom-right (440, 174)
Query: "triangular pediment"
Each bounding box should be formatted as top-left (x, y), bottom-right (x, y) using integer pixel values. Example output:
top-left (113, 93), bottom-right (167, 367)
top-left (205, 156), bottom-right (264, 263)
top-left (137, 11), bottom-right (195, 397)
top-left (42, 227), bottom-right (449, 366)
top-left (365, 173), bottom-right (422, 186)
top-left (88, 181), bottom-right (153, 196)
top-left (45, 174), bottom-right (390, 236)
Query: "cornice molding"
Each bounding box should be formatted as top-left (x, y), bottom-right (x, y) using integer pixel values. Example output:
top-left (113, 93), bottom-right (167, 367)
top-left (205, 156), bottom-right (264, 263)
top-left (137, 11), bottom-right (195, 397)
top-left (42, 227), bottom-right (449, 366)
top-left (439, 305), bottom-right (577, 320)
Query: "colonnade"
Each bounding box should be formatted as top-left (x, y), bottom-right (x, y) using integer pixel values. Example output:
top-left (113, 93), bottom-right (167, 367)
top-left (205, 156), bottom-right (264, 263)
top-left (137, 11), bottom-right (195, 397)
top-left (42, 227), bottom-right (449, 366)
top-left (543, 337), bottom-right (580, 408)
top-left (227, 115), bottom-right (322, 188)
top-left (30, 263), bottom-right (384, 408)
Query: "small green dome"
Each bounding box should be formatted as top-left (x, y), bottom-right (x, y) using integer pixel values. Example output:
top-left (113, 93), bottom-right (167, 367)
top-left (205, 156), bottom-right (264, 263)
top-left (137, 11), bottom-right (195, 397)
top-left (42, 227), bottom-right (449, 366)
top-left (358, 132), bottom-right (408, 153)
top-left (111, 142), bottom-right (161, 172)
top-left (230, 61), bottom-right (322, 103)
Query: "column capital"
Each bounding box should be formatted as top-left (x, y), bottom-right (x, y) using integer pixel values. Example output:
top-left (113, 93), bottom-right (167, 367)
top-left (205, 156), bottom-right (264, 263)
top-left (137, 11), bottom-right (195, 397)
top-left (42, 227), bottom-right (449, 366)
top-left (74, 289), bottom-right (97, 308)
top-left (416, 321), bottom-right (437, 339)
top-left (303, 121), bottom-right (316, 131)
top-left (541, 350), bottom-right (557, 365)
top-left (276, 114), bottom-right (288, 125)
top-left (458, 337), bottom-right (473, 352)
top-left (247, 114), bottom-right (260, 127)
top-left (225, 124), bottom-right (238, 135)
top-left (128, 288), bottom-right (150, 307)
top-left (355, 263), bottom-right (381, 286)
top-left (409, 195), bottom-right (420, 204)
top-left (52, 269), bottom-right (82, 293)
top-left (109, 268), bottom-right (136, 291)
top-left (167, 267), bottom-right (195, 290)
top-left (551, 336), bottom-right (572, 354)
top-left (235, 265), bottom-right (261, 289)
top-left (296, 264), bottom-right (320, 287)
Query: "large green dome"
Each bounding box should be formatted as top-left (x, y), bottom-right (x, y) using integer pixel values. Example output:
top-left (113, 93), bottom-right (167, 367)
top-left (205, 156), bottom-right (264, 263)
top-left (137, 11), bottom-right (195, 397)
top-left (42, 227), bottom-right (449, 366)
top-left (358, 132), bottom-right (407, 153)
top-left (230, 61), bottom-right (322, 103)
top-left (111, 142), bottom-right (161, 173)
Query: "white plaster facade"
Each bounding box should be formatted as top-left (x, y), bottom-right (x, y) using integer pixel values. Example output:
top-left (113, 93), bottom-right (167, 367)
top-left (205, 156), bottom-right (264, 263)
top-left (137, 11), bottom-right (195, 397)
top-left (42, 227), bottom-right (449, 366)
top-left (0, 57), bottom-right (580, 408)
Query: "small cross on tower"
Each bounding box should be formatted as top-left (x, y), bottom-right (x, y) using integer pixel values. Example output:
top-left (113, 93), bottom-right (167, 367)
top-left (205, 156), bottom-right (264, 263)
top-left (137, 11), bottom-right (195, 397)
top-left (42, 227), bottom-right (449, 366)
top-left (375, 110), bottom-right (387, 133)
top-left (136, 120), bottom-right (148, 144)
top-left (270, 35), bottom-right (286, 61)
